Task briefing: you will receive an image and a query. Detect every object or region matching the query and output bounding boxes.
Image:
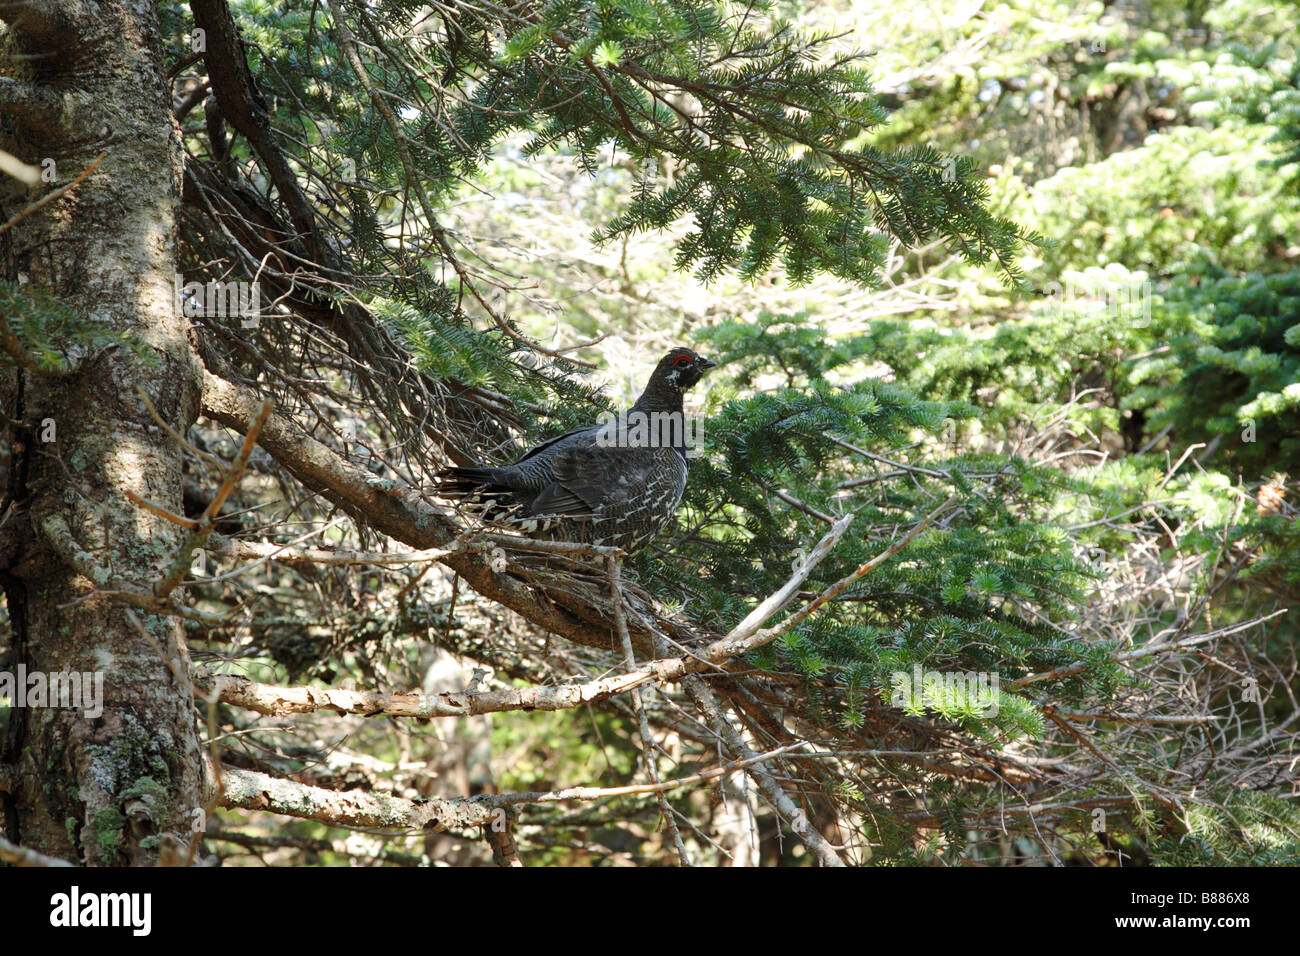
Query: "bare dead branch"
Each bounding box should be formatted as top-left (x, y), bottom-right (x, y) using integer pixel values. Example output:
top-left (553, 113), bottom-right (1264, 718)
top-left (0, 834), bottom-right (75, 867)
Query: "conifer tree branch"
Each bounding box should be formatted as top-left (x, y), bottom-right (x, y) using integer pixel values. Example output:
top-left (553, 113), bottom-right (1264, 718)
top-left (219, 743), bottom-right (809, 829)
top-left (186, 0), bottom-right (524, 465)
top-left (610, 553), bottom-right (692, 865)
top-left (198, 369), bottom-right (658, 651)
top-left (195, 503), bottom-right (942, 724)
top-left (685, 677), bottom-right (847, 867)
top-left (325, 0), bottom-right (598, 367)
top-left (190, 0), bottom-right (333, 270)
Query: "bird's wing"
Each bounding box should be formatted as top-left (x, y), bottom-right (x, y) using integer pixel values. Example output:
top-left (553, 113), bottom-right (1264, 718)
top-left (512, 426), bottom-right (597, 466)
top-left (526, 443), bottom-right (662, 517)
top-left (474, 426), bottom-right (598, 497)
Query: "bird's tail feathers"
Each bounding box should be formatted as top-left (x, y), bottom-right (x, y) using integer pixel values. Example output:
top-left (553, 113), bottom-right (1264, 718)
top-left (434, 466), bottom-right (501, 498)
top-left (433, 466), bottom-right (519, 522)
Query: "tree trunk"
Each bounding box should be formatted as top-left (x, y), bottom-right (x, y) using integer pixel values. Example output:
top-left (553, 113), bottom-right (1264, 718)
top-left (0, 0), bottom-right (208, 864)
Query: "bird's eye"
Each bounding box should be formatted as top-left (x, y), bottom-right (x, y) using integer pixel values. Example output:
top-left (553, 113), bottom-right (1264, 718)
top-left (673, 354), bottom-right (691, 367)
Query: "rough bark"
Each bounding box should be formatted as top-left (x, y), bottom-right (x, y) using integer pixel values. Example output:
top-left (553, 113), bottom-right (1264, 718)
top-left (0, 0), bottom-right (209, 863)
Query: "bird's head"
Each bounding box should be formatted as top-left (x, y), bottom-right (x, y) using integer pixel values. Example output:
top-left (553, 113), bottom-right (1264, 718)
top-left (652, 347), bottom-right (716, 391)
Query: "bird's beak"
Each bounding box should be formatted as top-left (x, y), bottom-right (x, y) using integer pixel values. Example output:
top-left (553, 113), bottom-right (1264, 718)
top-left (697, 357), bottom-right (717, 371)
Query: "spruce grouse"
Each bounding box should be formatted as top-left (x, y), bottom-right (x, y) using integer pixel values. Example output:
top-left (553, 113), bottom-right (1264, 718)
top-left (435, 347), bottom-right (715, 553)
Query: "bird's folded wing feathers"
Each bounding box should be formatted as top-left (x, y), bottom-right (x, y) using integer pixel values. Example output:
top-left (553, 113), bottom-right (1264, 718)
top-left (527, 442), bottom-right (651, 516)
top-left (513, 425), bottom-right (596, 466)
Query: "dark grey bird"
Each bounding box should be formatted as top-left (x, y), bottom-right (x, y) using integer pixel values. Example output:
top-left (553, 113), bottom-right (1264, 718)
top-left (435, 347), bottom-right (716, 552)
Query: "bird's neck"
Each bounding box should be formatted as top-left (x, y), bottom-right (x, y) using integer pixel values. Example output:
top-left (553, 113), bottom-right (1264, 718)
top-left (630, 385), bottom-right (683, 415)
top-left (628, 384), bottom-right (691, 461)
